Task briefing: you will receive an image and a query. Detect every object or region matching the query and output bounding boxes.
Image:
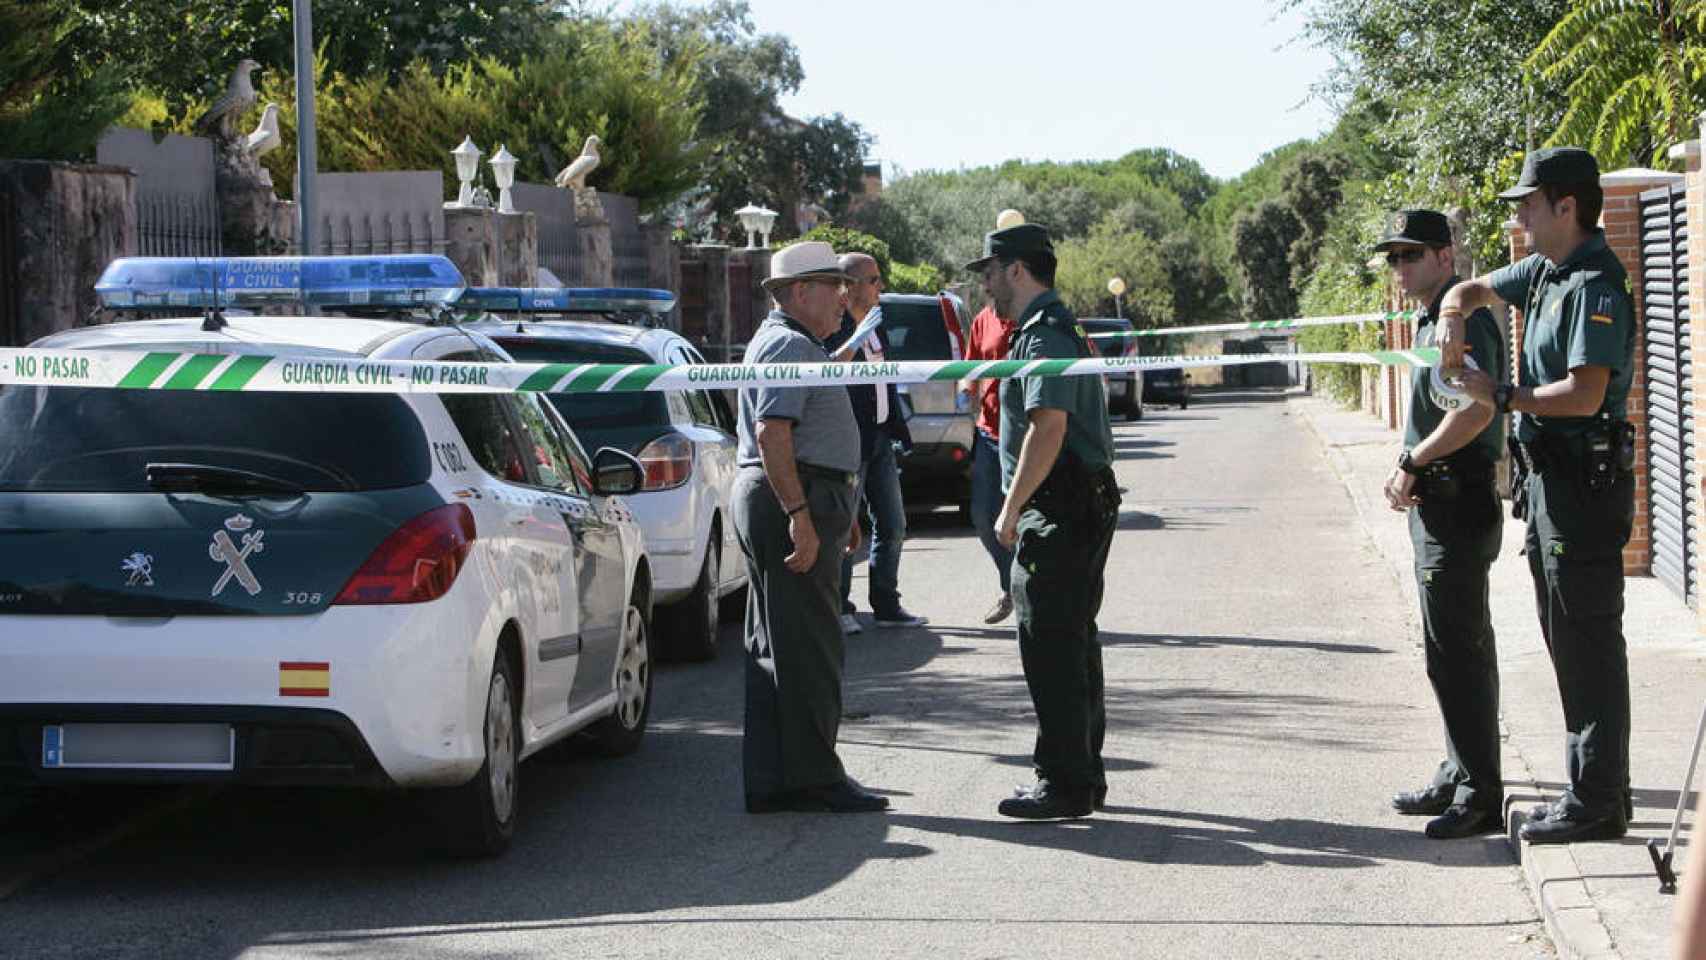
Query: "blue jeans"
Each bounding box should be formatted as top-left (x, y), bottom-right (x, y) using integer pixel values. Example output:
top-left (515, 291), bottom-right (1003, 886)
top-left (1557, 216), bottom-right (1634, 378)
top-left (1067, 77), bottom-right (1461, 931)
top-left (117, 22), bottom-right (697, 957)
top-left (841, 439), bottom-right (907, 615)
top-left (972, 429), bottom-right (1012, 594)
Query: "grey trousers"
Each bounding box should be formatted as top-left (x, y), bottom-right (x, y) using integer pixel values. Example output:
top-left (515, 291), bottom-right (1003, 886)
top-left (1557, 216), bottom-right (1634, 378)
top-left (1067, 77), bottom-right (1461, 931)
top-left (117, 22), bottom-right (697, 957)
top-left (733, 465), bottom-right (854, 798)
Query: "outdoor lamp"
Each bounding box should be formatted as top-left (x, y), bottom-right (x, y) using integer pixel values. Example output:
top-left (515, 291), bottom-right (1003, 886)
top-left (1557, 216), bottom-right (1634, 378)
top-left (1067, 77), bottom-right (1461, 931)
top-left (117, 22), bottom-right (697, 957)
top-left (996, 209), bottom-right (1026, 229)
top-left (735, 203), bottom-right (779, 249)
top-left (490, 145), bottom-right (517, 214)
top-left (451, 136), bottom-right (481, 208)
top-left (1107, 276), bottom-right (1126, 318)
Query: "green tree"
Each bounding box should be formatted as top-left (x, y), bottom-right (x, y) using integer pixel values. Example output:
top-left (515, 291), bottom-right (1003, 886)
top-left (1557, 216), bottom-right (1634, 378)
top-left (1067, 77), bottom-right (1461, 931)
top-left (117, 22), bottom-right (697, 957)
top-left (0, 1), bottom-right (131, 160)
top-left (1055, 219), bottom-right (1174, 326)
top-left (1232, 200), bottom-right (1303, 321)
top-left (1528, 0), bottom-right (1706, 166)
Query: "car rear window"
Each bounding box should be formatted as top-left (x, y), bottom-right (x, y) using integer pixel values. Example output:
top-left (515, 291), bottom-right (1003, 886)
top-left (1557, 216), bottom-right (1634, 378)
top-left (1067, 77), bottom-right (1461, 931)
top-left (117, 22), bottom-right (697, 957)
top-left (0, 385), bottom-right (430, 492)
top-left (881, 300), bottom-right (952, 361)
top-left (496, 338), bottom-right (670, 429)
top-left (1081, 320), bottom-right (1135, 357)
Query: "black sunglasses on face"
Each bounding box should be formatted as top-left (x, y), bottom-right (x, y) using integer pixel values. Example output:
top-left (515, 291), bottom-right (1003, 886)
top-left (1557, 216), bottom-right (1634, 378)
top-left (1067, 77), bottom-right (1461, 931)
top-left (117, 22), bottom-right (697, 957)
top-left (1385, 248), bottom-right (1429, 266)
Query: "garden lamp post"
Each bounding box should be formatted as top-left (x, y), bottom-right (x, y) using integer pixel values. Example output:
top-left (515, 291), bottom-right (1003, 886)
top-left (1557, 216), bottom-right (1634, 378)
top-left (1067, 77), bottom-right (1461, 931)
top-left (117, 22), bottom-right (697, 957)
top-left (490, 145), bottom-right (517, 214)
top-left (449, 137), bottom-right (482, 208)
top-left (735, 204), bottom-right (778, 248)
top-left (1107, 276), bottom-right (1126, 319)
top-left (292, 0), bottom-right (318, 255)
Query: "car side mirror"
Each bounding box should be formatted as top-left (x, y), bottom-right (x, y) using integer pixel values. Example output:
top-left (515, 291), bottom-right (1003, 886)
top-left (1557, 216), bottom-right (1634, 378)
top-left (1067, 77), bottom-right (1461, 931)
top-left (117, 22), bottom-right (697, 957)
top-left (591, 447), bottom-right (644, 496)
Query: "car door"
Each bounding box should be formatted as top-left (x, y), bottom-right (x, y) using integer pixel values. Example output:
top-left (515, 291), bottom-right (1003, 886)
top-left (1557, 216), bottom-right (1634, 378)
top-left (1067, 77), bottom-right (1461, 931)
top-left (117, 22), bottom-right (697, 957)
top-left (513, 394), bottom-right (626, 713)
top-left (672, 343), bottom-right (741, 589)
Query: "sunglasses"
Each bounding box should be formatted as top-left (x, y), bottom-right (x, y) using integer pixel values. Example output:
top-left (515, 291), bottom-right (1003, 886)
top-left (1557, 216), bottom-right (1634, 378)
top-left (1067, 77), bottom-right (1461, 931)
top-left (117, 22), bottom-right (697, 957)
top-left (1385, 248), bottom-right (1431, 266)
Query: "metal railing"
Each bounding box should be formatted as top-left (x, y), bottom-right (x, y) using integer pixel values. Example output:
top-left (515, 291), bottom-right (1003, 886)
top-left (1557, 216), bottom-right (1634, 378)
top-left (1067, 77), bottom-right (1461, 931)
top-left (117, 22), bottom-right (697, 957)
top-left (137, 192), bottom-right (222, 257)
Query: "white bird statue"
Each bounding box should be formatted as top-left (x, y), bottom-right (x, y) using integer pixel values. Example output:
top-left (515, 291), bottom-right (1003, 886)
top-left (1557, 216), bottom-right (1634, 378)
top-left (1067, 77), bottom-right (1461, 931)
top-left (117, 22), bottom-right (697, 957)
top-left (194, 59), bottom-right (261, 139)
top-left (245, 103), bottom-right (280, 158)
top-left (554, 135), bottom-right (602, 191)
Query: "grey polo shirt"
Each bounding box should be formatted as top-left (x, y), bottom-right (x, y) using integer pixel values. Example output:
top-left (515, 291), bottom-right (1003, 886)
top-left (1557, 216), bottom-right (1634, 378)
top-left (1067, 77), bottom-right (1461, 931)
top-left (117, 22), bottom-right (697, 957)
top-left (736, 311), bottom-right (860, 473)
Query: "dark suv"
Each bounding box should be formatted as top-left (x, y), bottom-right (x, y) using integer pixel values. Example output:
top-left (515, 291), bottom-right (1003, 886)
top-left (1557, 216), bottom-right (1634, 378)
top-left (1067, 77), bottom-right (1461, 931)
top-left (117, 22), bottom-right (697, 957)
top-left (1144, 366), bottom-right (1191, 408)
top-left (879, 292), bottom-right (973, 520)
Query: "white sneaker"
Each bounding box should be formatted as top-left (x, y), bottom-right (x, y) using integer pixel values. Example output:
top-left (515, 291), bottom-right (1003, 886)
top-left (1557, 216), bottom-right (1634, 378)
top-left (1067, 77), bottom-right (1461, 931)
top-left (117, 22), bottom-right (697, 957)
top-left (840, 613), bottom-right (862, 634)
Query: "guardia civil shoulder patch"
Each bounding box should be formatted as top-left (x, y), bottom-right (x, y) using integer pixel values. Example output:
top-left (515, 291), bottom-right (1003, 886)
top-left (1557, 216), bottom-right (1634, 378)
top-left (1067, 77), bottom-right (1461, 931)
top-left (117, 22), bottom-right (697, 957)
top-left (1591, 292), bottom-right (1615, 324)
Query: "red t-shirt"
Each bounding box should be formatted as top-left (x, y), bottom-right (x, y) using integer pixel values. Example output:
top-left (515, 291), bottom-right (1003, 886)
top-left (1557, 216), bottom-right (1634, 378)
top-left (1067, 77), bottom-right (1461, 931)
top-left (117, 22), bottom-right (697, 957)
top-left (965, 305), bottom-right (1015, 438)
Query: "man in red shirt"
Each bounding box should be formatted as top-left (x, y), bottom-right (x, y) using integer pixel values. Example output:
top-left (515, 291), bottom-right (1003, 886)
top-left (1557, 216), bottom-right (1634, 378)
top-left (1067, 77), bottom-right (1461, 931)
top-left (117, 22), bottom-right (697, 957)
top-left (959, 302), bottom-right (1017, 623)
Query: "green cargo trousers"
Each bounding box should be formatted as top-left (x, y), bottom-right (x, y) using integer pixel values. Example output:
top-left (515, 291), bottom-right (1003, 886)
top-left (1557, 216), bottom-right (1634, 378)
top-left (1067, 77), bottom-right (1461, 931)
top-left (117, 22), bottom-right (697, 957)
top-left (1010, 465), bottom-right (1120, 792)
top-left (1523, 462), bottom-right (1634, 820)
top-left (1408, 479), bottom-right (1503, 811)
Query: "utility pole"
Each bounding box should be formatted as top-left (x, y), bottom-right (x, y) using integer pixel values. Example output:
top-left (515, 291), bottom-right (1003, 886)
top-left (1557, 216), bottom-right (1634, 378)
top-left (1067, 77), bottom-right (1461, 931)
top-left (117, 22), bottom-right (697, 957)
top-left (292, 0), bottom-right (319, 257)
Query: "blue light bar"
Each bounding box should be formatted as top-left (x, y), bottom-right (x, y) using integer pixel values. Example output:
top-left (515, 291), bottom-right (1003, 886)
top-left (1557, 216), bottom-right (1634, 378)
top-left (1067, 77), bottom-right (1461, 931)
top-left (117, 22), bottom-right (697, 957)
top-left (457, 286), bottom-right (677, 315)
top-left (95, 256), bottom-right (467, 310)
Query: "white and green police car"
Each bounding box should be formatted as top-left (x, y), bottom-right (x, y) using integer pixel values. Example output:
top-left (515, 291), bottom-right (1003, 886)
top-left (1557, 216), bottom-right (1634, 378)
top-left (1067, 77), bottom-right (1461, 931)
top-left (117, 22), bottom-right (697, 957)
top-left (0, 256), bottom-right (653, 856)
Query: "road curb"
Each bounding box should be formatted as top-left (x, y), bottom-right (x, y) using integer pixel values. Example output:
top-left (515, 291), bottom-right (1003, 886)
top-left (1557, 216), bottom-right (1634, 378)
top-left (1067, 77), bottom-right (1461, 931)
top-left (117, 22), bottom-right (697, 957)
top-left (1289, 392), bottom-right (1623, 960)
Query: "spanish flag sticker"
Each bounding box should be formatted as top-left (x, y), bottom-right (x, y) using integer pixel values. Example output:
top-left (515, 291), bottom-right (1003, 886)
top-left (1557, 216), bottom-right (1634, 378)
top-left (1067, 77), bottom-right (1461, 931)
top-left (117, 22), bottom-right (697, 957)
top-left (279, 661), bottom-right (330, 697)
top-left (1591, 313), bottom-right (1614, 324)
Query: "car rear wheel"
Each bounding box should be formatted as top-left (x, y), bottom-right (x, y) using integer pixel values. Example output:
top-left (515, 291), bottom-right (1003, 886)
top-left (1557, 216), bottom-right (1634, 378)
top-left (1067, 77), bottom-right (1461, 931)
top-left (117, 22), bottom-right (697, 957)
top-left (433, 650), bottom-right (519, 858)
top-left (661, 538), bottom-right (719, 662)
top-left (588, 600), bottom-right (652, 756)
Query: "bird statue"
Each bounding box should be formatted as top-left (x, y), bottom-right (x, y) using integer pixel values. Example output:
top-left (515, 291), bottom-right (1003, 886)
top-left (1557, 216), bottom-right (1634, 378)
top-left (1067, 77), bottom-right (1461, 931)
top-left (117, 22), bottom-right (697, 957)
top-left (553, 135), bottom-right (602, 192)
top-left (245, 103), bottom-right (280, 159)
top-left (194, 60), bottom-right (261, 140)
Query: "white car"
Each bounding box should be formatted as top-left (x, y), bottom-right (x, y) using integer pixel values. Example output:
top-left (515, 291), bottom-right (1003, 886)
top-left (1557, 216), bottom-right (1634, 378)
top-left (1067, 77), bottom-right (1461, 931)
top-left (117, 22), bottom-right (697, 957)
top-left (466, 315), bottom-right (745, 661)
top-left (0, 256), bottom-right (654, 857)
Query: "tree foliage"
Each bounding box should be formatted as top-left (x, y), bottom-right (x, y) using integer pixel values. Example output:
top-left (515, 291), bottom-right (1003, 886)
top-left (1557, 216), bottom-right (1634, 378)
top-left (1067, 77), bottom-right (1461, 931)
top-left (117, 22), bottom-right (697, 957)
top-left (1054, 217), bottom-right (1174, 326)
top-left (0, 1), bottom-right (132, 160)
top-left (1528, 0), bottom-right (1706, 166)
top-left (1232, 200), bottom-right (1304, 321)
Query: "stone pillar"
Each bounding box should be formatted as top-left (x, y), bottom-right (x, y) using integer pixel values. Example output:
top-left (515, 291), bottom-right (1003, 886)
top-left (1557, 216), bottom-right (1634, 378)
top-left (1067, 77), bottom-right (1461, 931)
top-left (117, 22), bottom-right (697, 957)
top-left (444, 207), bottom-right (497, 287)
top-left (1602, 168), bottom-right (1686, 575)
top-left (641, 222), bottom-right (681, 330)
top-left (739, 247), bottom-right (772, 344)
top-left (577, 207), bottom-right (614, 287)
top-left (691, 244), bottom-right (731, 359)
top-left (495, 212), bottom-right (538, 287)
top-left (0, 161), bottom-right (137, 344)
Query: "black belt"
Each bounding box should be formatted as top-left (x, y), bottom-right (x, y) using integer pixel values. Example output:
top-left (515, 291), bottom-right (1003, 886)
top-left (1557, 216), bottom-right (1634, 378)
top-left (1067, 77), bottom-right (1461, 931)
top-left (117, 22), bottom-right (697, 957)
top-left (796, 462), bottom-right (858, 487)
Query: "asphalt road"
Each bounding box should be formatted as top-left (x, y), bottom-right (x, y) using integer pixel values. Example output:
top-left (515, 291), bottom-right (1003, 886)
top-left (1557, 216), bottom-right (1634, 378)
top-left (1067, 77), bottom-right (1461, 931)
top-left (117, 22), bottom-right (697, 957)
top-left (0, 388), bottom-right (1553, 959)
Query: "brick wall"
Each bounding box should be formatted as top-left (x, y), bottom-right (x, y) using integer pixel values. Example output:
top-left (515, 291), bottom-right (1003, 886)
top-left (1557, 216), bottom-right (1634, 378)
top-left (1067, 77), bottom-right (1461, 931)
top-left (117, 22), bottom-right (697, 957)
top-left (1507, 171), bottom-right (1683, 576)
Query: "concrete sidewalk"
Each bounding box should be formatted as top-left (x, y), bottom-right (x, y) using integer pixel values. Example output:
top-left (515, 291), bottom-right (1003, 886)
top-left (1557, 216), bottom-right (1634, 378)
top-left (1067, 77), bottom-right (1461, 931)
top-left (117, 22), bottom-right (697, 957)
top-left (1292, 389), bottom-right (1705, 960)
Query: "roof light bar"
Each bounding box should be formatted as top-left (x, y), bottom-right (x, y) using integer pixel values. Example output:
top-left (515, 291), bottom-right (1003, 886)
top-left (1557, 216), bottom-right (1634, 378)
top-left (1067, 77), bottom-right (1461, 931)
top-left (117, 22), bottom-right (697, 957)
top-left (95, 256), bottom-right (467, 310)
top-left (456, 286), bottom-right (677, 315)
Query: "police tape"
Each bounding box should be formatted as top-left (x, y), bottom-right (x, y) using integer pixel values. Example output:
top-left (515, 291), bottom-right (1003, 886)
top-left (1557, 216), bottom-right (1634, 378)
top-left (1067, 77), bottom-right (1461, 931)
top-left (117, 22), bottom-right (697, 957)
top-left (0, 346), bottom-right (1446, 396)
top-left (1087, 311), bottom-right (1413, 340)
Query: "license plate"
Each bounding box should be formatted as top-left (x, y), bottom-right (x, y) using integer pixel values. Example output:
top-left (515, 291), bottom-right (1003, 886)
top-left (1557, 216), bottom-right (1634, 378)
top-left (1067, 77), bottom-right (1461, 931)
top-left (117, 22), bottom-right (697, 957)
top-left (42, 723), bottom-right (235, 771)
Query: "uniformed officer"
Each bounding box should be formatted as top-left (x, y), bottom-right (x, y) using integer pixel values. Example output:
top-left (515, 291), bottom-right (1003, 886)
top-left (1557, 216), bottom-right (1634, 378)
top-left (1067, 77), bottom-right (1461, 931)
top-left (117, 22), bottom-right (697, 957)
top-left (734, 240), bottom-right (888, 815)
top-left (1375, 209), bottom-right (1508, 839)
top-left (1442, 147), bottom-right (1636, 844)
top-left (967, 223), bottom-right (1119, 820)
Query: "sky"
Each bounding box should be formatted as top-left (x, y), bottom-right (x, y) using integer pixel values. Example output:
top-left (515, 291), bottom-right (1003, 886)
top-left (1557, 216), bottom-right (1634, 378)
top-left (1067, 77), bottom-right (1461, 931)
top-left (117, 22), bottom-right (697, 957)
top-left (616, 0), bottom-right (1339, 181)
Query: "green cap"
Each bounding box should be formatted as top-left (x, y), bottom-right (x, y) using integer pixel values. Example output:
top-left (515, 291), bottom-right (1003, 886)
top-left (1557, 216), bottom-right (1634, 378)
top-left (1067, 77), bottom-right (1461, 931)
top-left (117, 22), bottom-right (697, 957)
top-left (964, 223), bottom-right (1055, 272)
top-left (1373, 209), bottom-right (1453, 251)
top-left (1498, 147), bottom-right (1601, 201)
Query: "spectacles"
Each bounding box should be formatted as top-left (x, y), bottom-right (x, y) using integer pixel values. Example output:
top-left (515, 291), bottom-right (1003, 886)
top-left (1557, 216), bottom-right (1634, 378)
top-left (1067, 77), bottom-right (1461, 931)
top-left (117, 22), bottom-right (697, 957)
top-left (852, 275), bottom-right (883, 287)
top-left (1385, 248), bottom-right (1429, 266)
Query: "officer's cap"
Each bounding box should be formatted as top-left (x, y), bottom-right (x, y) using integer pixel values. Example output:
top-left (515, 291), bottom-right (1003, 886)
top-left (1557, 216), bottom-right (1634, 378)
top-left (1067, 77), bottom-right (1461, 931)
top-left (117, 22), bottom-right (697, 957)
top-left (1498, 147), bottom-right (1601, 201)
top-left (1373, 209), bottom-right (1453, 252)
top-left (965, 223), bottom-right (1055, 273)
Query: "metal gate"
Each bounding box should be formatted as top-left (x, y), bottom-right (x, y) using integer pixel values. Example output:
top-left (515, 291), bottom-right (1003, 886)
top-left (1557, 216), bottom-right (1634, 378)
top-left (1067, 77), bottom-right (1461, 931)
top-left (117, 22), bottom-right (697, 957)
top-left (1640, 183), bottom-right (1696, 606)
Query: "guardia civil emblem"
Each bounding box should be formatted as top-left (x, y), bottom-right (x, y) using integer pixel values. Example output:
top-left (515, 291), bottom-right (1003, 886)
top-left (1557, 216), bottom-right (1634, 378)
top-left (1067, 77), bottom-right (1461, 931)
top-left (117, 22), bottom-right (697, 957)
top-left (209, 514), bottom-right (265, 597)
top-left (1391, 212), bottom-right (1408, 235)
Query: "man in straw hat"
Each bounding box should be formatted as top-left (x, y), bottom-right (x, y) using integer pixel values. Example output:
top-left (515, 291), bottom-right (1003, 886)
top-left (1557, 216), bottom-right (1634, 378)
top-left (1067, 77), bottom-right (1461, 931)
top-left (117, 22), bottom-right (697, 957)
top-left (733, 240), bottom-right (890, 814)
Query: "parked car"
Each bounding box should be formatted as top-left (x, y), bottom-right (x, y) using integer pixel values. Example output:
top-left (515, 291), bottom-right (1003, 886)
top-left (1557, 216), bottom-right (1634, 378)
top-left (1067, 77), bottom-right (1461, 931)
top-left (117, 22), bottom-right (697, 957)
top-left (467, 317), bottom-right (746, 662)
top-left (0, 256), bottom-right (655, 858)
top-left (879, 292), bottom-right (974, 521)
top-left (1080, 318), bottom-right (1144, 421)
top-left (1144, 366), bottom-right (1192, 409)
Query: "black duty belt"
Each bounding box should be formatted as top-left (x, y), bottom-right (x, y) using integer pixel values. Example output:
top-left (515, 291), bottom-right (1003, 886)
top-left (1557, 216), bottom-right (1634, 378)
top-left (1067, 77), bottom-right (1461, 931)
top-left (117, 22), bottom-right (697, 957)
top-left (797, 461), bottom-right (858, 487)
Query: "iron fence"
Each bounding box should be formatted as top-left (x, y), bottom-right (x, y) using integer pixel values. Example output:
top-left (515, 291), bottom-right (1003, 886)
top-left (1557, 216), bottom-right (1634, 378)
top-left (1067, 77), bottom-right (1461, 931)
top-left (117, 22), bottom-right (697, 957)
top-left (137, 192), bottom-right (222, 256)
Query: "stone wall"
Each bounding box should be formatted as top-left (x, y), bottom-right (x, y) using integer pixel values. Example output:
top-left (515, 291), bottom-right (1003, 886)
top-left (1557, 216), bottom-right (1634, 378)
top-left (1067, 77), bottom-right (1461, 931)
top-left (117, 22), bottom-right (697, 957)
top-left (0, 161), bottom-right (137, 345)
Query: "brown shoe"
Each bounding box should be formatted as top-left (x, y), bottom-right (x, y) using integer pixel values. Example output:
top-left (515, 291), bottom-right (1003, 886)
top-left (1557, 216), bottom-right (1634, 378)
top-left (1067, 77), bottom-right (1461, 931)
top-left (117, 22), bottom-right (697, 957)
top-left (982, 594), bottom-right (1013, 624)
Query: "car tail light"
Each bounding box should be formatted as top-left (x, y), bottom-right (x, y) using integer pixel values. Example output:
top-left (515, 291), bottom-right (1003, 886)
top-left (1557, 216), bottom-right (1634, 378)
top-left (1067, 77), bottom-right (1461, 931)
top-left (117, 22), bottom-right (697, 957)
top-left (937, 295), bottom-right (965, 360)
top-left (637, 432), bottom-right (693, 490)
top-left (333, 504), bottom-right (476, 605)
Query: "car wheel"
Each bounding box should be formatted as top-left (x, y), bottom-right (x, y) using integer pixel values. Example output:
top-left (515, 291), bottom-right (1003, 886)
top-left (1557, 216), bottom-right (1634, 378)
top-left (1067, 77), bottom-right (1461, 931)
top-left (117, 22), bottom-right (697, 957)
top-left (1180, 397), bottom-right (1188, 410)
top-left (588, 600), bottom-right (652, 757)
top-left (663, 539), bottom-right (719, 662)
top-left (433, 649), bottom-right (519, 858)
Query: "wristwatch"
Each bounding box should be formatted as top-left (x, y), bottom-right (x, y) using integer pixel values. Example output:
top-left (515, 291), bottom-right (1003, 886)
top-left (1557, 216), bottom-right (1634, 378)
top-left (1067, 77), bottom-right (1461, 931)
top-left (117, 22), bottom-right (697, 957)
top-left (1494, 383), bottom-right (1515, 415)
top-left (1397, 450), bottom-right (1423, 476)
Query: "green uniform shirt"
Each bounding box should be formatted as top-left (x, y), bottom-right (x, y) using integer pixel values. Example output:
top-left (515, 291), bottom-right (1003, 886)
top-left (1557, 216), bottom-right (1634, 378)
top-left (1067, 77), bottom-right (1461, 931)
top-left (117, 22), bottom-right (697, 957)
top-left (1405, 278), bottom-right (1506, 464)
top-left (998, 289), bottom-right (1116, 489)
top-left (1485, 230), bottom-right (1635, 441)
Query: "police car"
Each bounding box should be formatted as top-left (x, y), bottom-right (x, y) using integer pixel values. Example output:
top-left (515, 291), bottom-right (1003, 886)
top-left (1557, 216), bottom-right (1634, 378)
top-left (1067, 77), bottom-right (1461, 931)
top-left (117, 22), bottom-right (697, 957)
top-left (454, 289), bottom-right (744, 662)
top-left (0, 256), bottom-right (654, 857)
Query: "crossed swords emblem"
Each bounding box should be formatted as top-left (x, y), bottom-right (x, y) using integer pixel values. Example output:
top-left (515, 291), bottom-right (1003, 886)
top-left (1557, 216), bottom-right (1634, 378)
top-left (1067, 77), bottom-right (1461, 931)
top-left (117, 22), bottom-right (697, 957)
top-left (209, 519), bottom-right (266, 597)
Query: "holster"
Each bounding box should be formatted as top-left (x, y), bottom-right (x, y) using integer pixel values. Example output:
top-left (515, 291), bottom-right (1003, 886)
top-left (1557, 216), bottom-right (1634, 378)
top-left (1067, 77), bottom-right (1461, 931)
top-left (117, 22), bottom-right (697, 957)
top-left (1507, 435), bottom-right (1531, 521)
